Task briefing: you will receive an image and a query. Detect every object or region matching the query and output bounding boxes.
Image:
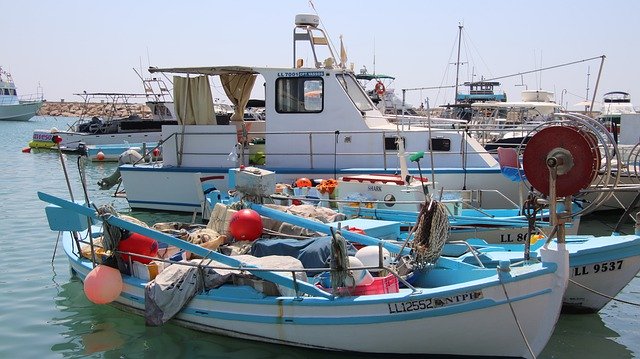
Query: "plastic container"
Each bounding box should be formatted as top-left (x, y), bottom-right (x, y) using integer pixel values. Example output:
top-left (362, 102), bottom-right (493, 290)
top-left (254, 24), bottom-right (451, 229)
top-left (317, 274), bottom-right (399, 295)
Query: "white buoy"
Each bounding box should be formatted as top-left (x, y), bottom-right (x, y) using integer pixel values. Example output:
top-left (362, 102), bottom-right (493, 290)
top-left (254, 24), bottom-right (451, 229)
top-left (355, 246), bottom-right (391, 273)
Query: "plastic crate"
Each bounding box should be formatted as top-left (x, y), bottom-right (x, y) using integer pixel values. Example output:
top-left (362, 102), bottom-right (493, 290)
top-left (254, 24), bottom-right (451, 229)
top-left (318, 274), bottom-right (399, 295)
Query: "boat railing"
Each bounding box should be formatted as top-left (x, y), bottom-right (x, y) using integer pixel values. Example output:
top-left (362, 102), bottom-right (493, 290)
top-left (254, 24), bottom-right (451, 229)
top-left (157, 125), bottom-right (493, 170)
top-left (0, 92), bottom-right (43, 105)
top-left (18, 93), bottom-right (44, 103)
top-left (76, 235), bottom-right (418, 294)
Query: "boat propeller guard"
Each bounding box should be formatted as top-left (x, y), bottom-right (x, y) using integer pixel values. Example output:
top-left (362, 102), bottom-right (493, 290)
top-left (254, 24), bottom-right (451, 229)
top-left (522, 125), bottom-right (600, 197)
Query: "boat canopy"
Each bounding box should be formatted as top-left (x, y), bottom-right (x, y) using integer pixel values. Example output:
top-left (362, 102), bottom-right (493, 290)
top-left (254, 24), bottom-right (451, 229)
top-left (148, 66), bottom-right (259, 76)
top-left (355, 73), bottom-right (395, 81)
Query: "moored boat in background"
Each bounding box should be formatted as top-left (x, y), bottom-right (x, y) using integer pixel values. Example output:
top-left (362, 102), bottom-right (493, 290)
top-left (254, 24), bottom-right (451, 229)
top-left (0, 66), bottom-right (43, 121)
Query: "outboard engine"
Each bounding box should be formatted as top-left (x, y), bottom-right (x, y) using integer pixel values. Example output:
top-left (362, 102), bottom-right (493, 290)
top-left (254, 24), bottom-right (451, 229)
top-left (98, 149), bottom-right (144, 190)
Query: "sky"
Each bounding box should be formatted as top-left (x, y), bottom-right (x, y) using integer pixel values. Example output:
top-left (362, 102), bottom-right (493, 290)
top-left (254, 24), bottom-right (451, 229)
top-left (5, 0), bottom-right (640, 111)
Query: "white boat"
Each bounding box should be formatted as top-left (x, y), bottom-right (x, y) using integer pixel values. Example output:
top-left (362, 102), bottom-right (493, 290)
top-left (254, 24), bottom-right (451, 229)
top-left (116, 14), bottom-right (520, 214)
top-left (28, 76), bottom-right (177, 152)
top-left (84, 142), bottom-right (160, 162)
top-left (38, 190), bottom-right (569, 358)
top-left (0, 67), bottom-right (43, 121)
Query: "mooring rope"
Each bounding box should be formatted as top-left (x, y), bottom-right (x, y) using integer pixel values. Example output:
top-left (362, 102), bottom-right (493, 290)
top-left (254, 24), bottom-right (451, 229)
top-left (499, 269), bottom-right (536, 359)
top-left (569, 278), bottom-right (640, 307)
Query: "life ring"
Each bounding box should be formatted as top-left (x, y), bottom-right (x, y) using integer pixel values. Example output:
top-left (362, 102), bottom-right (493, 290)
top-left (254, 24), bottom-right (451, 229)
top-left (375, 81), bottom-right (386, 95)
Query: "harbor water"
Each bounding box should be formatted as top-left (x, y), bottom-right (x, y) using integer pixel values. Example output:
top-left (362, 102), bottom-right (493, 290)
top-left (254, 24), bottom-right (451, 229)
top-left (1, 116), bottom-right (638, 358)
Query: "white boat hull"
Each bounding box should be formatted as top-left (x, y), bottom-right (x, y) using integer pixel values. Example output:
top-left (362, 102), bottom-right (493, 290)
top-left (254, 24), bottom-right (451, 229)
top-left (119, 165), bottom-right (520, 213)
top-left (63, 234), bottom-right (566, 358)
top-left (0, 101), bottom-right (42, 121)
top-left (30, 129), bottom-right (163, 151)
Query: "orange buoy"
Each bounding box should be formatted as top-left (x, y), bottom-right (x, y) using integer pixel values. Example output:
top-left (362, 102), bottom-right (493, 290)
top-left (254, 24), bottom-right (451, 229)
top-left (96, 151), bottom-right (105, 161)
top-left (229, 209), bottom-right (263, 241)
top-left (295, 178), bottom-right (313, 188)
top-left (83, 265), bottom-right (123, 304)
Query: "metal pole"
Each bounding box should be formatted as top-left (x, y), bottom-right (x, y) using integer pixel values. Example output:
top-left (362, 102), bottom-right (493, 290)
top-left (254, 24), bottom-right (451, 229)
top-left (589, 55), bottom-right (606, 117)
top-left (454, 24), bottom-right (463, 104)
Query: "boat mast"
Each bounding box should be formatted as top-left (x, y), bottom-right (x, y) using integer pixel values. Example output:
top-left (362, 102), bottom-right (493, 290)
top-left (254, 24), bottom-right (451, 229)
top-left (454, 24), bottom-right (463, 104)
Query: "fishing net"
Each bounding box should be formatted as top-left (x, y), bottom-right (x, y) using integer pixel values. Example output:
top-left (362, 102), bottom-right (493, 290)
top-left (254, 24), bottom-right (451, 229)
top-left (96, 204), bottom-right (129, 272)
top-left (411, 200), bottom-right (449, 268)
top-left (330, 228), bottom-right (351, 290)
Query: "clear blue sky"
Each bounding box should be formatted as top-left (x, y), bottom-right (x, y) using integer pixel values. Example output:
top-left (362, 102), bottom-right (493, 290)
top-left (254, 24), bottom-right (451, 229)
top-left (5, 0), bottom-right (639, 110)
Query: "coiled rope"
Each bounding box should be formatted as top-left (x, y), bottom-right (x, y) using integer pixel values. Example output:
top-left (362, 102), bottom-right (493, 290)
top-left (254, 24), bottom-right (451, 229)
top-left (411, 200), bottom-right (449, 268)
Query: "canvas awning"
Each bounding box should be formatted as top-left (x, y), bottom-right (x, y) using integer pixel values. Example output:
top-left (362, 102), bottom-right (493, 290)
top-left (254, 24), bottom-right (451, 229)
top-left (148, 66), bottom-right (258, 76)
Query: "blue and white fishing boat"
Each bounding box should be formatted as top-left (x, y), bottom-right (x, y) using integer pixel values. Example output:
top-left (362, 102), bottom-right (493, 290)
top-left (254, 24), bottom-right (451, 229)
top-left (0, 67), bottom-right (43, 121)
top-left (39, 190), bottom-right (569, 358)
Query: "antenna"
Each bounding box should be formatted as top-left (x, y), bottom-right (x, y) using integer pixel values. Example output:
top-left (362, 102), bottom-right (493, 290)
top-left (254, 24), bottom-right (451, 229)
top-left (585, 66), bottom-right (591, 102)
top-left (373, 36), bottom-right (376, 75)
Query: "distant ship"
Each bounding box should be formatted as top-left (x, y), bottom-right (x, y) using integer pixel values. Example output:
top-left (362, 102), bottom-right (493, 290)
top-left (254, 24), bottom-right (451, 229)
top-left (0, 67), bottom-right (43, 121)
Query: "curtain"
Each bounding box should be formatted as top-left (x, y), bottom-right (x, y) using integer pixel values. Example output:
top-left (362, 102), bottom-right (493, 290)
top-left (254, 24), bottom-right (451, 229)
top-left (220, 73), bottom-right (257, 123)
top-left (173, 75), bottom-right (215, 125)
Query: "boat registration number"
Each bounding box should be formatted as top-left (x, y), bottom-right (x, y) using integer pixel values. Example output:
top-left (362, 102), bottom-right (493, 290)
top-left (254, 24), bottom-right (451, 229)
top-left (572, 260), bottom-right (623, 277)
top-left (33, 133), bottom-right (54, 141)
top-left (388, 290), bottom-right (483, 314)
top-left (277, 71), bottom-right (325, 78)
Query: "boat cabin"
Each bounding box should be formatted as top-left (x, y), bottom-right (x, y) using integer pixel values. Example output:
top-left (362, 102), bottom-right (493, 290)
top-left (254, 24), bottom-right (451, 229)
top-left (0, 67), bottom-right (19, 105)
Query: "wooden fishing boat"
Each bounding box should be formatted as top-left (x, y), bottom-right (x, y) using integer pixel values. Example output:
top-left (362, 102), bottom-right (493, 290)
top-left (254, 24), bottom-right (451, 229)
top-left (39, 191), bottom-right (568, 358)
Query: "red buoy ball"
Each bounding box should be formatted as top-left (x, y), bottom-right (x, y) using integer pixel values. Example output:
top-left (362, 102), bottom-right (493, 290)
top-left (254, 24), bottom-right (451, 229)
top-left (117, 232), bottom-right (159, 264)
top-left (96, 151), bottom-right (105, 161)
top-left (152, 148), bottom-right (160, 157)
top-left (84, 265), bottom-right (123, 304)
top-left (295, 178), bottom-right (312, 188)
top-left (229, 209), bottom-right (263, 241)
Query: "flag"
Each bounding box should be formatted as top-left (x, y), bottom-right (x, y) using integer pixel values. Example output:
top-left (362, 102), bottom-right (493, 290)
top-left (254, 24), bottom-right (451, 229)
top-left (339, 35), bottom-right (347, 67)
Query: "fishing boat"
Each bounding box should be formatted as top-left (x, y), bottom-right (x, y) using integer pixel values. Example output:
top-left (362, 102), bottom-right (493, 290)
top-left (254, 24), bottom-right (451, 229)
top-left (113, 14), bottom-right (524, 214)
top-left (28, 75), bottom-right (178, 152)
top-left (84, 142), bottom-right (161, 162)
top-left (0, 66), bottom-right (43, 121)
top-left (39, 190), bottom-right (568, 357)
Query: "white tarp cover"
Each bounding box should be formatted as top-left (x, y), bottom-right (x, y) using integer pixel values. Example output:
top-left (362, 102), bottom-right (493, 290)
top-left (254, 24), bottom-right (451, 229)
top-left (173, 75), bottom-right (215, 125)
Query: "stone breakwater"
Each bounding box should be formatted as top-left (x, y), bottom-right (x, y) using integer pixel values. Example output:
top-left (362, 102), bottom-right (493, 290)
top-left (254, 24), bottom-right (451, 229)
top-left (38, 102), bottom-right (152, 118)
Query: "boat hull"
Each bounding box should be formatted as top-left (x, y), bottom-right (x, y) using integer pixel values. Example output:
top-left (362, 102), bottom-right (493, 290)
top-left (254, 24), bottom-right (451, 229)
top-left (29, 129), bottom-right (163, 151)
top-left (119, 165), bottom-right (519, 213)
top-left (0, 101), bottom-right (42, 121)
top-left (61, 230), bottom-right (565, 358)
top-left (462, 235), bottom-right (640, 312)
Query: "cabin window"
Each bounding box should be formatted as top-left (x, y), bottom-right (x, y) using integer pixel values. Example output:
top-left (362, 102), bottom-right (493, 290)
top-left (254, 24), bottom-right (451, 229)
top-left (2, 89), bottom-right (9, 95)
top-left (384, 136), bottom-right (406, 151)
top-left (430, 138), bottom-right (451, 152)
top-left (275, 77), bottom-right (323, 113)
top-left (336, 74), bottom-right (374, 112)
top-left (9, 89), bottom-right (16, 96)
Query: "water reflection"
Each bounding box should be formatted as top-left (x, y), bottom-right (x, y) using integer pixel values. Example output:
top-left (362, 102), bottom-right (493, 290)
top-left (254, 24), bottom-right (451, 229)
top-left (541, 313), bottom-right (632, 358)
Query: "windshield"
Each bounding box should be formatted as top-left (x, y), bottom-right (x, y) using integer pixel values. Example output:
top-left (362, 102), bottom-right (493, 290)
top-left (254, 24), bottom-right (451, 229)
top-left (336, 74), bottom-right (374, 112)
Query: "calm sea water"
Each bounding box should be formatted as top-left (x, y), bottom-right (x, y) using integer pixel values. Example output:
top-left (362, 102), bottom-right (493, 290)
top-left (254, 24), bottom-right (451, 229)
top-left (1, 116), bottom-right (638, 358)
